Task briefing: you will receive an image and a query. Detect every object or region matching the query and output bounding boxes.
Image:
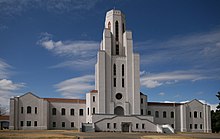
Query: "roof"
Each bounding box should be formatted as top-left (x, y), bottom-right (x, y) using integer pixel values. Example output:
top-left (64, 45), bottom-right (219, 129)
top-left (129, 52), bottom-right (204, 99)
top-left (90, 90), bottom-right (98, 93)
top-left (148, 102), bottom-right (182, 106)
top-left (44, 98), bottom-right (86, 104)
top-left (0, 115), bottom-right (9, 120)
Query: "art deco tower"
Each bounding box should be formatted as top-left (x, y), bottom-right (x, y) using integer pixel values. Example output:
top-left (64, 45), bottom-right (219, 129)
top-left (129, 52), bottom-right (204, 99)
top-left (95, 9), bottom-right (140, 115)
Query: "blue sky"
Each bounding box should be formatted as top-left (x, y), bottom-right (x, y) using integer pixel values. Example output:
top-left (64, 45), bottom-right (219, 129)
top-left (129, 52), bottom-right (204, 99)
top-left (0, 0), bottom-right (220, 110)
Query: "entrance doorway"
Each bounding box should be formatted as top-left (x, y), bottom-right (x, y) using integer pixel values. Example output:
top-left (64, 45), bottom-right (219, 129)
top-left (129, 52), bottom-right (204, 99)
top-left (122, 122), bottom-right (130, 132)
top-left (114, 106), bottom-right (124, 115)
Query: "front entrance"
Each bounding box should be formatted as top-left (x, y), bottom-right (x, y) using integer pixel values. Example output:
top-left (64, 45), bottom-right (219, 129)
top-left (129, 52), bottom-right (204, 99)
top-left (121, 122), bottom-right (130, 132)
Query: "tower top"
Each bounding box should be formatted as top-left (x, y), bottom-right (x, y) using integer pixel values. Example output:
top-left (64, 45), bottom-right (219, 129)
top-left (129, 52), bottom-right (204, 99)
top-left (106, 9), bottom-right (125, 18)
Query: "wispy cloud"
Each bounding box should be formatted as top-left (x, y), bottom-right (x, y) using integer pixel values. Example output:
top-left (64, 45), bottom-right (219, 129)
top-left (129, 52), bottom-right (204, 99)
top-left (135, 29), bottom-right (220, 70)
top-left (54, 75), bottom-right (94, 98)
top-left (38, 32), bottom-right (99, 69)
top-left (0, 0), bottom-right (98, 18)
top-left (0, 59), bottom-right (25, 107)
top-left (140, 69), bottom-right (219, 89)
top-left (158, 92), bottom-right (165, 96)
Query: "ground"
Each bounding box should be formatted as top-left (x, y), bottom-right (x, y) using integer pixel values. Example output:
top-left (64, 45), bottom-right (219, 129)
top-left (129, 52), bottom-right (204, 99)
top-left (0, 130), bottom-right (219, 139)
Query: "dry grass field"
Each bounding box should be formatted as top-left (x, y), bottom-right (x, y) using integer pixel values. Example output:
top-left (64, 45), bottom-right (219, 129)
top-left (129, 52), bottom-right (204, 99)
top-left (0, 130), bottom-right (219, 139)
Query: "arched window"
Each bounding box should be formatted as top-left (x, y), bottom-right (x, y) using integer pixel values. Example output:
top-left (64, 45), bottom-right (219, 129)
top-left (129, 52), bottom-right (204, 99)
top-left (194, 111), bottom-right (197, 118)
top-left (171, 111), bottom-right (174, 118)
top-left (116, 44), bottom-right (119, 55)
top-left (108, 22), bottom-right (111, 30)
top-left (155, 111), bottom-right (159, 118)
top-left (163, 111), bottom-right (167, 118)
top-left (113, 64), bottom-right (116, 76)
top-left (52, 108), bottom-right (56, 115)
top-left (61, 108), bottom-right (65, 115)
top-left (27, 106), bottom-right (31, 114)
top-left (122, 64), bottom-right (124, 76)
top-left (115, 21), bottom-right (119, 41)
top-left (70, 109), bottom-right (74, 116)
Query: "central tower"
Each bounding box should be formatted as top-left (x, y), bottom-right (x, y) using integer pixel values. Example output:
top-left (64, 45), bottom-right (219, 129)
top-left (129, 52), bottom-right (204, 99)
top-left (95, 9), bottom-right (140, 115)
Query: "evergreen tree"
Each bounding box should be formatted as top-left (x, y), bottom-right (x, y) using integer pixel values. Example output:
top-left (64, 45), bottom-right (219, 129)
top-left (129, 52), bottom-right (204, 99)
top-left (211, 91), bottom-right (220, 133)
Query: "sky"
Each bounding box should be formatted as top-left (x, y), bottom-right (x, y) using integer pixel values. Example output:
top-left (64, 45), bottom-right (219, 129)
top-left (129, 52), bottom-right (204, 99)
top-left (0, 0), bottom-right (220, 110)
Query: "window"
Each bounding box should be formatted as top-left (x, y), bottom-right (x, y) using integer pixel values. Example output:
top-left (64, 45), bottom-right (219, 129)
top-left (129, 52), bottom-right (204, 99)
top-left (190, 124), bottom-right (192, 129)
top-left (148, 111), bottom-right (151, 115)
top-left (116, 93), bottom-right (122, 100)
top-left (113, 64), bottom-right (116, 76)
top-left (200, 112), bottom-right (202, 118)
top-left (52, 122), bottom-right (56, 127)
top-left (107, 123), bottom-right (110, 129)
top-left (122, 78), bottom-right (124, 87)
top-left (190, 112), bottom-right (192, 118)
top-left (79, 109), bottom-right (83, 116)
top-left (93, 107), bottom-right (95, 114)
top-left (122, 64), bottom-right (124, 76)
top-left (122, 23), bottom-right (125, 33)
top-left (115, 21), bottom-right (119, 41)
top-left (21, 107), bottom-right (24, 114)
top-left (116, 44), bottom-right (119, 55)
top-left (87, 108), bottom-right (89, 115)
top-left (155, 111), bottom-right (159, 118)
top-left (52, 108), bottom-right (56, 115)
top-left (141, 98), bottom-right (143, 104)
top-left (200, 124), bottom-right (203, 129)
top-left (27, 106), bottom-right (31, 114)
top-left (20, 121), bottom-right (23, 127)
top-left (141, 109), bottom-right (143, 115)
top-left (108, 21), bottom-right (111, 30)
top-left (35, 107), bottom-right (37, 114)
top-left (27, 121), bottom-right (31, 126)
top-left (171, 111), bottom-right (174, 118)
top-left (71, 122), bottom-right (74, 128)
top-left (62, 122), bottom-right (65, 128)
top-left (114, 78), bottom-right (116, 87)
top-left (194, 111), bottom-right (197, 118)
top-left (93, 96), bottom-right (95, 102)
top-left (136, 123), bottom-right (139, 129)
top-left (114, 123), bottom-right (117, 129)
top-left (70, 109), bottom-right (74, 116)
top-left (61, 108), bottom-right (65, 115)
top-left (142, 124), bottom-right (145, 129)
top-left (171, 124), bottom-right (174, 128)
top-left (194, 124), bottom-right (197, 129)
top-left (163, 111), bottom-right (167, 118)
top-left (34, 121), bottom-right (37, 127)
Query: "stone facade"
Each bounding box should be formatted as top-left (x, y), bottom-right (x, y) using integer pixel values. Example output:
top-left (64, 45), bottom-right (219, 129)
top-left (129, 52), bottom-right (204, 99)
top-left (9, 9), bottom-right (211, 133)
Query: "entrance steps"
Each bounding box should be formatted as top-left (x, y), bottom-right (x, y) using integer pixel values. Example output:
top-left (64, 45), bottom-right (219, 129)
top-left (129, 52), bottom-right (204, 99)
top-left (82, 123), bottom-right (95, 132)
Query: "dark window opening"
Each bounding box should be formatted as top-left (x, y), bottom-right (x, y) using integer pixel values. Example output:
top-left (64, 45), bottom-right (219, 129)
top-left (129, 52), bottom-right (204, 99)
top-left (93, 96), bottom-right (95, 102)
top-left (71, 109), bottom-right (74, 116)
top-left (200, 124), bottom-right (203, 129)
top-left (200, 112), bottom-right (202, 118)
top-left (52, 108), bottom-right (56, 115)
top-left (21, 107), bottom-right (24, 114)
top-left (27, 106), bottom-right (31, 114)
top-left (122, 78), bottom-right (124, 88)
top-left (115, 21), bottom-right (119, 41)
top-left (163, 111), bottom-right (167, 118)
top-left (114, 123), bottom-right (116, 129)
top-left (87, 107), bottom-right (89, 115)
top-left (136, 123), bottom-right (139, 129)
top-left (141, 109), bottom-right (143, 115)
top-left (116, 44), bottom-right (119, 55)
top-left (113, 64), bottom-right (116, 76)
top-left (93, 107), bottom-right (95, 114)
top-left (35, 107), bottom-right (37, 114)
top-left (27, 121), bottom-right (31, 126)
top-left (71, 122), bottom-right (74, 127)
top-left (79, 109), bottom-right (83, 116)
top-left (194, 124), bottom-right (197, 129)
top-left (155, 111), bottom-right (159, 118)
top-left (62, 122), bottom-right (65, 128)
top-left (53, 122), bottom-right (56, 127)
top-left (20, 121), bottom-right (23, 127)
top-left (148, 111), bottom-right (151, 115)
top-left (171, 124), bottom-right (174, 128)
top-left (190, 124), bottom-right (192, 129)
top-left (34, 121), bottom-right (37, 127)
top-left (61, 108), bottom-right (65, 115)
top-left (122, 64), bottom-right (124, 76)
top-left (107, 123), bottom-right (110, 129)
top-left (194, 111), bottom-right (197, 118)
top-left (171, 111), bottom-right (174, 118)
top-left (114, 78), bottom-right (116, 87)
top-left (141, 98), bottom-right (143, 104)
top-left (142, 124), bottom-right (145, 129)
top-left (116, 93), bottom-right (122, 100)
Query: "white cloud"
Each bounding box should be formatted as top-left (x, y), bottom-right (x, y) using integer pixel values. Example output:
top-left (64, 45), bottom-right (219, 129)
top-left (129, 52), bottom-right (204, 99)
top-left (159, 92), bottom-right (165, 96)
top-left (140, 69), bottom-right (217, 89)
top-left (0, 79), bottom-right (25, 107)
top-left (55, 75), bottom-right (94, 98)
